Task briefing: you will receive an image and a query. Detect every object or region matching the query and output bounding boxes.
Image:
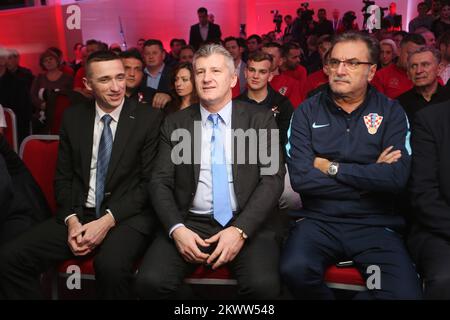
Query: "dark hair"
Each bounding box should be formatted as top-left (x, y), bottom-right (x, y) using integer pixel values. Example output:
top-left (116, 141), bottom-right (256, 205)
top-left (86, 39), bottom-right (99, 46)
top-left (224, 36), bottom-right (239, 46)
top-left (318, 34), bottom-right (333, 46)
top-left (73, 42), bottom-right (83, 51)
top-left (180, 45), bottom-right (195, 53)
top-left (120, 49), bottom-right (144, 65)
top-left (48, 46), bottom-right (62, 58)
top-left (263, 42), bottom-right (282, 49)
top-left (285, 14), bottom-right (292, 20)
top-left (167, 62), bottom-right (198, 113)
top-left (282, 42), bottom-right (300, 57)
top-left (39, 49), bottom-right (61, 70)
top-left (331, 31), bottom-right (380, 64)
top-left (400, 33), bottom-right (426, 47)
top-left (143, 39), bottom-right (164, 51)
top-left (438, 31), bottom-right (450, 46)
top-left (170, 38), bottom-right (184, 47)
top-left (197, 7), bottom-right (207, 14)
top-left (393, 30), bottom-right (408, 38)
top-left (85, 50), bottom-right (122, 78)
top-left (318, 8), bottom-right (326, 13)
top-left (247, 51), bottom-right (273, 64)
top-left (247, 34), bottom-right (262, 44)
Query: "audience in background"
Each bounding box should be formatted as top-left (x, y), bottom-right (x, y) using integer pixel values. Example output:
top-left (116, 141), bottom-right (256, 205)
top-left (438, 31), bottom-right (450, 84)
top-left (6, 49), bottom-right (34, 91)
top-left (372, 33), bottom-right (426, 99)
top-left (164, 62), bottom-right (198, 114)
top-left (398, 46), bottom-right (450, 122)
top-left (30, 49), bottom-right (73, 131)
top-left (409, 2), bottom-right (434, 33)
top-left (379, 39), bottom-right (398, 69)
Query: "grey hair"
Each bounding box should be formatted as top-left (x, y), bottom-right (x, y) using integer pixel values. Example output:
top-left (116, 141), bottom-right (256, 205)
top-left (330, 31), bottom-right (380, 65)
top-left (193, 43), bottom-right (236, 75)
top-left (407, 46), bottom-right (441, 65)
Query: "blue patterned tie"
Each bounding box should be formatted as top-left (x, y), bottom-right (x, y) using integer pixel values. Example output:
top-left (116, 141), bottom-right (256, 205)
top-left (208, 114), bottom-right (233, 226)
top-left (95, 114), bottom-right (113, 217)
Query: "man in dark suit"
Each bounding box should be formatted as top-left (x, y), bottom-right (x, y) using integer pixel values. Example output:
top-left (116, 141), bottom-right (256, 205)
top-left (408, 101), bottom-right (450, 299)
top-left (139, 39), bottom-right (173, 109)
top-left (0, 51), bottom-right (163, 299)
top-left (135, 44), bottom-right (285, 299)
top-left (189, 7), bottom-right (222, 50)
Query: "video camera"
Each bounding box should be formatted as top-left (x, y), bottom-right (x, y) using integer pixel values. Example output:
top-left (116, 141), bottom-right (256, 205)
top-left (299, 2), bottom-right (314, 22)
top-left (270, 10), bottom-right (283, 33)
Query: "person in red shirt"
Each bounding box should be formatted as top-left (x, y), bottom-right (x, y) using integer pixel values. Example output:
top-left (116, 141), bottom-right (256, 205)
top-left (262, 42), bottom-right (302, 108)
top-left (280, 42), bottom-right (307, 101)
top-left (304, 39), bottom-right (332, 96)
top-left (371, 33), bottom-right (425, 99)
top-left (73, 39), bottom-right (103, 98)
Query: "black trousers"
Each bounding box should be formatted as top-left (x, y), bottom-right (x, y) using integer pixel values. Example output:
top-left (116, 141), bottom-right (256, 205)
top-left (412, 233), bottom-right (450, 299)
top-left (0, 212), bottom-right (151, 299)
top-left (280, 218), bottom-right (423, 300)
top-left (135, 213), bottom-right (281, 299)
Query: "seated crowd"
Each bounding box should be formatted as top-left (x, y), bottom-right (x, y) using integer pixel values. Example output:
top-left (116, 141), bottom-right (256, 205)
top-left (1, 2), bottom-right (450, 300)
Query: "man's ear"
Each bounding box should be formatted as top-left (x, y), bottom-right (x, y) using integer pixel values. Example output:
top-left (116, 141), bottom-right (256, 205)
top-left (83, 77), bottom-right (92, 91)
top-left (268, 72), bottom-right (274, 82)
top-left (367, 64), bottom-right (377, 82)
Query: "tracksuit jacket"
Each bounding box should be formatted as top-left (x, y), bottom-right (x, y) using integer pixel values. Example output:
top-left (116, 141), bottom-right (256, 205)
top-left (286, 86), bottom-right (411, 229)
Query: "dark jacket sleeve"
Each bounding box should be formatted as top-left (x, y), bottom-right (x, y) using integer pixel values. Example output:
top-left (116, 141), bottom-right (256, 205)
top-left (286, 104), bottom-right (361, 199)
top-left (54, 110), bottom-right (83, 222)
top-left (409, 110), bottom-right (450, 239)
top-left (149, 117), bottom-right (187, 232)
top-left (336, 104), bottom-right (411, 193)
top-left (0, 154), bottom-right (13, 221)
top-left (231, 110), bottom-right (285, 238)
top-left (107, 110), bottom-right (163, 223)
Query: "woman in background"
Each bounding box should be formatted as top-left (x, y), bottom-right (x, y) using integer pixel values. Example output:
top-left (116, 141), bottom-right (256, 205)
top-left (165, 62), bottom-right (198, 114)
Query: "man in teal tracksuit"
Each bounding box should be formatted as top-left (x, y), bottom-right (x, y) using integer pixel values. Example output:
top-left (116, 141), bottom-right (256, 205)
top-left (280, 32), bottom-right (422, 300)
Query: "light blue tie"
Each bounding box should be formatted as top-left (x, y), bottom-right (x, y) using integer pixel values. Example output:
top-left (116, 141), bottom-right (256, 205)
top-left (95, 114), bottom-right (113, 217)
top-left (208, 114), bottom-right (233, 226)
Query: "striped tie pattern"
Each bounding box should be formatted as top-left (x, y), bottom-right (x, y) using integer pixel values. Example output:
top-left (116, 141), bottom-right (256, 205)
top-left (95, 114), bottom-right (113, 217)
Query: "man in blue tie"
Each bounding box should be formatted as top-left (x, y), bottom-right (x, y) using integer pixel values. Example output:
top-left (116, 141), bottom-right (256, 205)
top-left (0, 51), bottom-right (163, 299)
top-left (135, 44), bottom-right (285, 299)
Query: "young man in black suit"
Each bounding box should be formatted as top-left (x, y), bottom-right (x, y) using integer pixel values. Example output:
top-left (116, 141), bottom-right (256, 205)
top-left (189, 7), bottom-right (222, 50)
top-left (0, 51), bottom-right (163, 299)
top-left (135, 44), bottom-right (285, 299)
top-left (408, 100), bottom-right (450, 299)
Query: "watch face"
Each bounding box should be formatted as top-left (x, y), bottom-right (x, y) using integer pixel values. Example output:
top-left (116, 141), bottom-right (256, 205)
top-left (328, 164), bottom-right (338, 175)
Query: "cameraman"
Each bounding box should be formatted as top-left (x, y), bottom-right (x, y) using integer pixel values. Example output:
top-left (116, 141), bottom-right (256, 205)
top-left (337, 11), bottom-right (359, 33)
top-left (292, 4), bottom-right (317, 49)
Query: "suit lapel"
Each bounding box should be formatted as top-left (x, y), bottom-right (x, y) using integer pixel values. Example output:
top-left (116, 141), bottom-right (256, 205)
top-left (190, 104), bottom-right (202, 186)
top-left (81, 101), bottom-right (96, 187)
top-left (231, 101), bottom-right (246, 198)
top-left (105, 98), bottom-right (136, 185)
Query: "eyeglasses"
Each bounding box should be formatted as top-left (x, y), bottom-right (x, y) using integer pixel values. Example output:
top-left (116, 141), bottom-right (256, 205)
top-left (328, 58), bottom-right (374, 70)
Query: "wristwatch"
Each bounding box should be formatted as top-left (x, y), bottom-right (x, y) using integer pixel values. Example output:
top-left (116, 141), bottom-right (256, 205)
top-left (327, 162), bottom-right (339, 177)
top-left (234, 227), bottom-right (248, 240)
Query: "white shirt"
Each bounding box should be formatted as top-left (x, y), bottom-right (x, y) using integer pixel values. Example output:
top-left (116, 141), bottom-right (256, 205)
top-left (199, 23), bottom-right (209, 41)
top-left (169, 101), bottom-right (239, 236)
top-left (0, 105), bottom-right (6, 128)
top-left (190, 101), bottom-right (238, 214)
top-left (85, 100), bottom-right (124, 208)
